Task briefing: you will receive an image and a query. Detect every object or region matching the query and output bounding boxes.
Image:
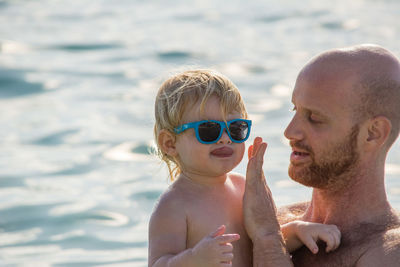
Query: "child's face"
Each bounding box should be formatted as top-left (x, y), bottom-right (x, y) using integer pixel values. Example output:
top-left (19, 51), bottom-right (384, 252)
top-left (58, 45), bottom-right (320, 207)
top-left (174, 95), bottom-right (246, 180)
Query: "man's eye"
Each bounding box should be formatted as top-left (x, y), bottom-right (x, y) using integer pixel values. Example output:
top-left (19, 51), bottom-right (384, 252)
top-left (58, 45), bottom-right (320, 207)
top-left (309, 114), bottom-right (321, 123)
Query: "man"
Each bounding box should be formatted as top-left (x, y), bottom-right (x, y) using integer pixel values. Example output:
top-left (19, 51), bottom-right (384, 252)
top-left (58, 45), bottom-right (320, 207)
top-left (243, 44), bottom-right (400, 266)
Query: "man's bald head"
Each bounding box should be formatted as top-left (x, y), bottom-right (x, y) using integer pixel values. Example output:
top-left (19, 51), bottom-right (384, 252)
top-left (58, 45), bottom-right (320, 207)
top-left (300, 44), bottom-right (400, 148)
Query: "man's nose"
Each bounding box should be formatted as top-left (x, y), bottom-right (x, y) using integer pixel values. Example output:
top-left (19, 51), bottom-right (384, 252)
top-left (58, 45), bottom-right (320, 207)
top-left (284, 114), bottom-right (304, 141)
top-left (218, 129), bottom-right (232, 144)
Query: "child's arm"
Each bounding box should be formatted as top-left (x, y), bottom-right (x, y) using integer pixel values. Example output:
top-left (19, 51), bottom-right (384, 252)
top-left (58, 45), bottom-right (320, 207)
top-left (281, 220), bottom-right (341, 254)
top-left (148, 194), bottom-right (240, 267)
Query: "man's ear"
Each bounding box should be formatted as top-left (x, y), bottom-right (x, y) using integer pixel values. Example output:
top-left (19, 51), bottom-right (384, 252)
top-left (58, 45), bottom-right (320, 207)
top-left (365, 116), bottom-right (392, 149)
top-left (157, 129), bottom-right (178, 157)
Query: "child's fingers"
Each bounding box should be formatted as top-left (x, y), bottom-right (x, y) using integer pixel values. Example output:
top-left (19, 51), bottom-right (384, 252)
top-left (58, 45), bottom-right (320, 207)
top-left (326, 236), bottom-right (336, 252)
top-left (333, 227), bottom-right (341, 249)
top-left (219, 243), bottom-right (233, 253)
top-left (215, 233), bottom-right (240, 244)
top-left (318, 231), bottom-right (336, 252)
top-left (220, 262), bottom-right (232, 267)
top-left (301, 235), bottom-right (319, 254)
top-left (323, 226), bottom-right (341, 252)
top-left (210, 225), bottom-right (226, 238)
top-left (330, 229), bottom-right (341, 251)
top-left (220, 252), bottom-right (234, 262)
top-left (330, 232), bottom-right (339, 251)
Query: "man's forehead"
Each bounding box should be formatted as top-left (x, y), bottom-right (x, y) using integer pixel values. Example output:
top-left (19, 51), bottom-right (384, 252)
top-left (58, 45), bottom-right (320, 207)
top-left (291, 75), bottom-right (355, 115)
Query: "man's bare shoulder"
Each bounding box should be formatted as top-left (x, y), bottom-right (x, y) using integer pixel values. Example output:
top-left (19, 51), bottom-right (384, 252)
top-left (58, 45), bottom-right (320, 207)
top-left (356, 224), bottom-right (400, 267)
top-left (277, 201), bottom-right (309, 224)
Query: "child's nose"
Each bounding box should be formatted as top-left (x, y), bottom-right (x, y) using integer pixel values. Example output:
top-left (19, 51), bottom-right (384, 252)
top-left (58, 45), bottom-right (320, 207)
top-left (218, 129), bottom-right (232, 144)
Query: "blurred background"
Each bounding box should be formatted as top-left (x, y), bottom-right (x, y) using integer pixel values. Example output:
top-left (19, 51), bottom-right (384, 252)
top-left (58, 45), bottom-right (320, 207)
top-left (1, 0), bottom-right (400, 266)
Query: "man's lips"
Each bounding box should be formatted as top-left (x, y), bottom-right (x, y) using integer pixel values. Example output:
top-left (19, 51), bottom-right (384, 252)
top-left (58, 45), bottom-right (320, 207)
top-left (290, 147), bottom-right (311, 164)
top-left (210, 147), bottom-right (234, 157)
top-left (292, 149), bottom-right (310, 156)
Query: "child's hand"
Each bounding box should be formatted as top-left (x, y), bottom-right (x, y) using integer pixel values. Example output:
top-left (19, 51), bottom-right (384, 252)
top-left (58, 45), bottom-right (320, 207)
top-left (190, 225), bottom-right (240, 267)
top-left (294, 221), bottom-right (341, 254)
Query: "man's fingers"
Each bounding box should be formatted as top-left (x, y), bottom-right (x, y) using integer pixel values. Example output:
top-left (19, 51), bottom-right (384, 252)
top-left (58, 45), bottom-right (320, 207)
top-left (248, 145), bottom-right (253, 159)
top-left (255, 142), bottom-right (267, 163)
top-left (247, 141), bottom-right (267, 170)
top-left (210, 225), bottom-right (226, 238)
top-left (216, 233), bottom-right (240, 244)
top-left (246, 141), bottom-right (268, 189)
top-left (253, 142), bottom-right (268, 177)
top-left (243, 137), bottom-right (280, 239)
top-left (252, 137), bottom-right (263, 158)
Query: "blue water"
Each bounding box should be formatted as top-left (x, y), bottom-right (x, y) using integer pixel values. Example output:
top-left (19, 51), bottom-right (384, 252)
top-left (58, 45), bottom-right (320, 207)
top-left (1, 0), bottom-right (400, 265)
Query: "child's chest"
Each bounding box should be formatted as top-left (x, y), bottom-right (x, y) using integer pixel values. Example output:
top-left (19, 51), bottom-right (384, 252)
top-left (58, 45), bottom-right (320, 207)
top-left (184, 190), bottom-right (245, 246)
top-left (184, 190), bottom-right (253, 266)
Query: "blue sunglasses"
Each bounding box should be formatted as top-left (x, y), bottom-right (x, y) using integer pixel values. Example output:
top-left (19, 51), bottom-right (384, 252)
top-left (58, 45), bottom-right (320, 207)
top-left (174, 119), bottom-right (252, 144)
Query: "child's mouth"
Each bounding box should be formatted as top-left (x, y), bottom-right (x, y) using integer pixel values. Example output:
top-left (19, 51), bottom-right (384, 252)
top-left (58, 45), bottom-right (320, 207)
top-left (210, 147), bottom-right (234, 157)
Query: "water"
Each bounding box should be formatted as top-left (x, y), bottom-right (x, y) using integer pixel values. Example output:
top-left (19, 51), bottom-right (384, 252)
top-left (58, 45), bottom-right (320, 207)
top-left (1, 0), bottom-right (400, 265)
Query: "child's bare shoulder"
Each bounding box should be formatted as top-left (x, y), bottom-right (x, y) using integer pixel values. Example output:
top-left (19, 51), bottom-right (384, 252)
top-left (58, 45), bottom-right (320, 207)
top-left (151, 183), bottom-right (187, 217)
top-left (229, 171), bottom-right (245, 180)
top-left (149, 182), bottom-right (188, 239)
top-left (227, 172), bottom-right (246, 190)
top-left (148, 182), bottom-right (190, 263)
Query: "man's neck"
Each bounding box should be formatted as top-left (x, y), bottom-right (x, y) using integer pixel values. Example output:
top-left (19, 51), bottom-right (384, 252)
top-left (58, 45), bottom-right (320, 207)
top-left (303, 162), bottom-right (394, 231)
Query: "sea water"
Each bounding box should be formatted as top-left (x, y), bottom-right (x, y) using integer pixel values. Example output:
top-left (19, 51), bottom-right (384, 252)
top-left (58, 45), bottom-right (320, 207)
top-left (1, 0), bottom-right (400, 265)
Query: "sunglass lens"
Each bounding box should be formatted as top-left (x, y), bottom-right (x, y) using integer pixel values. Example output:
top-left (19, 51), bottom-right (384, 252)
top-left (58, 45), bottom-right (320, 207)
top-left (229, 120), bottom-right (249, 141)
top-left (198, 122), bottom-right (221, 142)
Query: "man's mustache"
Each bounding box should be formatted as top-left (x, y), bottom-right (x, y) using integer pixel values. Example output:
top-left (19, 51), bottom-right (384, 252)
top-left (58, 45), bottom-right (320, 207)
top-left (289, 141), bottom-right (313, 155)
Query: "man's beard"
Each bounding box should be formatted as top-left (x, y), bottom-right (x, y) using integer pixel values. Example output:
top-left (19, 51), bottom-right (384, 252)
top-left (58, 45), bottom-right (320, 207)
top-left (288, 124), bottom-right (360, 191)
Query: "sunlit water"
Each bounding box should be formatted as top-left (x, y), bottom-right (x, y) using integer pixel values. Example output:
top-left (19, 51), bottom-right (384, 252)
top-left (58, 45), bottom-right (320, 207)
top-left (1, 0), bottom-right (400, 265)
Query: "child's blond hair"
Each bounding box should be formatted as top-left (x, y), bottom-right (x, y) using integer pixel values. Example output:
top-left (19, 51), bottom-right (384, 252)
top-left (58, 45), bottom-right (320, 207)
top-left (154, 69), bottom-right (248, 181)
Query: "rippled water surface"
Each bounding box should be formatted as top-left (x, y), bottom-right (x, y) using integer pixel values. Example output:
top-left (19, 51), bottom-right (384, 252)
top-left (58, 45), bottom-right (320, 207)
top-left (1, 0), bottom-right (400, 265)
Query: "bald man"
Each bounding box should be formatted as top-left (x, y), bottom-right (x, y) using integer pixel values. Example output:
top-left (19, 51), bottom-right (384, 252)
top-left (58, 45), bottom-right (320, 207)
top-left (243, 44), bottom-right (400, 266)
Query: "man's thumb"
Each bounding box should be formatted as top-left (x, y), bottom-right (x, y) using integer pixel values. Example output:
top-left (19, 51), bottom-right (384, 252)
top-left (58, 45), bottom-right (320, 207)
top-left (210, 225), bottom-right (226, 238)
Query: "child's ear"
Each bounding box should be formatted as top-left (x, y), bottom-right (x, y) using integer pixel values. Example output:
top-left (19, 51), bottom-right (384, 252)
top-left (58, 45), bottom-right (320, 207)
top-left (158, 129), bottom-right (178, 157)
top-left (365, 116), bottom-right (391, 149)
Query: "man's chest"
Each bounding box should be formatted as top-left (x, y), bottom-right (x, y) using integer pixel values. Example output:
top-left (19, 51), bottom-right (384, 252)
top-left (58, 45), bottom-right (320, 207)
top-left (291, 239), bottom-right (368, 267)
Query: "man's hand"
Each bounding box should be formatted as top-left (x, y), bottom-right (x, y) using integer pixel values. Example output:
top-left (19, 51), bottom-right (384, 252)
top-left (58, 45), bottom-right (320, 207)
top-left (243, 137), bottom-right (293, 266)
top-left (243, 137), bottom-right (280, 239)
